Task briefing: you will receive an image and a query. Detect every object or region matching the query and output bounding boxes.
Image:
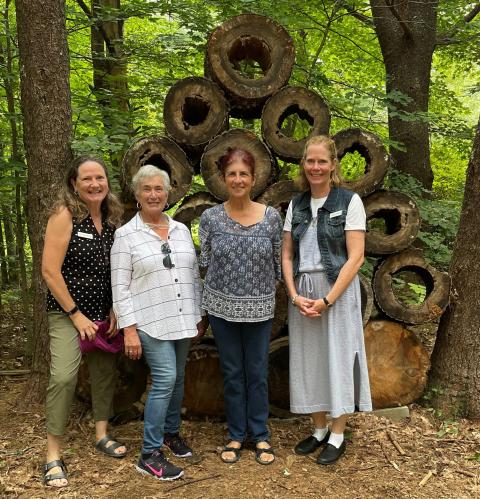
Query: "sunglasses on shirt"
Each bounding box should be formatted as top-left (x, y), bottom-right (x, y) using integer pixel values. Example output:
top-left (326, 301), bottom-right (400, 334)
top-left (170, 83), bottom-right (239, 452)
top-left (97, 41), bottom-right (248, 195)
top-left (161, 242), bottom-right (175, 269)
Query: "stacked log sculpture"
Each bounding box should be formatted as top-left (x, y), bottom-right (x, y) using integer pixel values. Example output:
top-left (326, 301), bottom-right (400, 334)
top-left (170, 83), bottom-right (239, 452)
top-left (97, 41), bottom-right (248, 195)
top-left (106, 14), bottom-right (451, 420)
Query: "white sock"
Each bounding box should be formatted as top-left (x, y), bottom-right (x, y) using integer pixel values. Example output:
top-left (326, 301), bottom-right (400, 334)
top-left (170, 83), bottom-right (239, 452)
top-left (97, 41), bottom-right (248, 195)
top-left (313, 427), bottom-right (329, 442)
top-left (328, 432), bottom-right (344, 449)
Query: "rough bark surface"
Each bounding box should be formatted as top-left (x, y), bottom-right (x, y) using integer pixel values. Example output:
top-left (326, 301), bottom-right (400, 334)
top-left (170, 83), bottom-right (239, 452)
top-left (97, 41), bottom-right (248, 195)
top-left (428, 117), bottom-right (480, 417)
top-left (16, 0), bottom-right (73, 400)
top-left (370, 0), bottom-right (438, 189)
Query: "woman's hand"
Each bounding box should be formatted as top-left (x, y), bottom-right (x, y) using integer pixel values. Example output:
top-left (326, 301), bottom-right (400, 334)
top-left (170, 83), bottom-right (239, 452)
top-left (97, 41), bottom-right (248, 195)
top-left (124, 326), bottom-right (142, 360)
top-left (303, 298), bottom-right (328, 318)
top-left (106, 309), bottom-right (119, 337)
top-left (193, 316), bottom-right (209, 343)
top-left (71, 311), bottom-right (99, 341)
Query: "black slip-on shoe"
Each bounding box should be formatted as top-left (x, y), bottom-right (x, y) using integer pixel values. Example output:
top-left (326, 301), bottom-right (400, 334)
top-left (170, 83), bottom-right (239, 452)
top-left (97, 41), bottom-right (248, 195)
top-left (294, 431), bottom-right (331, 455)
top-left (316, 441), bottom-right (346, 465)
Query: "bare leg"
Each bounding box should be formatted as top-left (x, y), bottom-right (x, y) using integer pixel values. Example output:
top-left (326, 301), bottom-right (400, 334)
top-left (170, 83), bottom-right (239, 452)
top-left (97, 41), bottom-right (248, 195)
top-left (331, 414), bottom-right (348, 434)
top-left (45, 433), bottom-right (68, 487)
top-left (311, 411), bottom-right (327, 429)
top-left (95, 420), bottom-right (127, 455)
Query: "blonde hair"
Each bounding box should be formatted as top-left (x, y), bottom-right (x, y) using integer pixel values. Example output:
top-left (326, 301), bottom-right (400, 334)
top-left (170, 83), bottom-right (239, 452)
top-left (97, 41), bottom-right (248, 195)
top-left (294, 135), bottom-right (342, 191)
top-left (51, 155), bottom-right (123, 227)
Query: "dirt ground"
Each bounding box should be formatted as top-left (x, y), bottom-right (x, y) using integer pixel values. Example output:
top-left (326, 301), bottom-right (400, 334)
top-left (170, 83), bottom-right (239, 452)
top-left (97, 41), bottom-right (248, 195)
top-left (1, 305), bottom-right (480, 498)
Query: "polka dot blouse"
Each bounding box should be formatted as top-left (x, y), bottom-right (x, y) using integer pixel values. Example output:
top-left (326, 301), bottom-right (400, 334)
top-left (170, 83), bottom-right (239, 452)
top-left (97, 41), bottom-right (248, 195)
top-left (46, 215), bottom-right (115, 321)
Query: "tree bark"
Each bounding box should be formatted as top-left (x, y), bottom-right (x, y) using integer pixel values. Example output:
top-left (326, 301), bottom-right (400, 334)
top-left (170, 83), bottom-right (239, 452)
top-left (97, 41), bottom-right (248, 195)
top-left (1, 204), bottom-right (17, 284)
top-left (16, 0), bottom-right (73, 400)
top-left (370, 0), bottom-right (438, 189)
top-left (428, 116), bottom-right (480, 417)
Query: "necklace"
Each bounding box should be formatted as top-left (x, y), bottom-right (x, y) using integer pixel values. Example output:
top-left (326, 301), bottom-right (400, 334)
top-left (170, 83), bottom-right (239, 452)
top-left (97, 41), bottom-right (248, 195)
top-left (140, 214), bottom-right (169, 229)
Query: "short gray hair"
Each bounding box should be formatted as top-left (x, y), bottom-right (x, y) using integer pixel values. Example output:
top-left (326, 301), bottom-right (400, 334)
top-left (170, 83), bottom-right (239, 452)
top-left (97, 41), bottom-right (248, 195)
top-left (131, 164), bottom-right (171, 194)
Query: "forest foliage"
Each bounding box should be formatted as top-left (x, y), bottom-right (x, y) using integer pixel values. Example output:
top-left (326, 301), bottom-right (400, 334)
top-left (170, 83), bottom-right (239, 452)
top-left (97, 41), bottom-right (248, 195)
top-left (0, 0), bottom-right (479, 306)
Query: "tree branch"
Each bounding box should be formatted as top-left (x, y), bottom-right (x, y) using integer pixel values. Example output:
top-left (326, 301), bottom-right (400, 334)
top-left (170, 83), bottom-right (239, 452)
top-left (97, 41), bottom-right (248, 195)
top-left (464, 3), bottom-right (480, 23)
top-left (436, 3), bottom-right (480, 46)
top-left (385, 0), bottom-right (412, 39)
top-left (75, 0), bottom-right (116, 56)
top-left (340, 0), bottom-right (374, 26)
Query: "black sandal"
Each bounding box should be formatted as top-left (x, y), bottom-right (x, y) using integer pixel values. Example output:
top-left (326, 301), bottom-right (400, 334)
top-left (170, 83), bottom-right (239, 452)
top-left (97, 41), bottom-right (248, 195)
top-left (255, 444), bottom-right (275, 465)
top-left (220, 443), bottom-right (242, 463)
top-left (95, 435), bottom-right (127, 458)
top-left (43, 459), bottom-right (68, 487)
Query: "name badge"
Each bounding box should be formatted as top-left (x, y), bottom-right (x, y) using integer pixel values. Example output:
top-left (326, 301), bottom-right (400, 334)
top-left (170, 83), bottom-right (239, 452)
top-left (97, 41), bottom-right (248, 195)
top-left (330, 210), bottom-right (343, 218)
top-left (77, 231), bottom-right (94, 239)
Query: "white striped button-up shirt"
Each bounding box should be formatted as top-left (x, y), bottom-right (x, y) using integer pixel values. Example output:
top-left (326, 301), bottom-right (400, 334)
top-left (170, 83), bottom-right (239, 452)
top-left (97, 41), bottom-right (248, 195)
top-left (111, 213), bottom-right (203, 340)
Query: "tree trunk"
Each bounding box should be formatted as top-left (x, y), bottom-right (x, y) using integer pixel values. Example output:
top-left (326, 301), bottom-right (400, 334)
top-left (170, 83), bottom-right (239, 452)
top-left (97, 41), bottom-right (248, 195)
top-left (370, 0), bottom-right (438, 189)
top-left (16, 0), bottom-right (73, 400)
top-left (89, 0), bottom-right (132, 169)
top-left (1, 204), bottom-right (17, 284)
top-left (428, 117), bottom-right (480, 417)
top-left (0, 219), bottom-right (7, 290)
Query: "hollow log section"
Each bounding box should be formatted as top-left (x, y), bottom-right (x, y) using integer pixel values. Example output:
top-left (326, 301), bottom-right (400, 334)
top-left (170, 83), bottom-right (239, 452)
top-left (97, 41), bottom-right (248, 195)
top-left (334, 128), bottom-right (389, 197)
top-left (364, 320), bottom-right (430, 409)
top-left (183, 340), bottom-right (224, 418)
top-left (205, 14), bottom-right (295, 118)
top-left (373, 249), bottom-right (450, 324)
top-left (163, 77), bottom-right (229, 171)
top-left (256, 180), bottom-right (302, 216)
top-left (364, 190), bottom-right (420, 255)
top-left (121, 135), bottom-right (194, 206)
top-left (261, 86), bottom-right (331, 162)
top-left (76, 356), bottom-right (149, 418)
top-left (359, 273), bottom-right (374, 327)
top-left (201, 128), bottom-right (277, 200)
top-left (173, 191), bottom-right (219, 229)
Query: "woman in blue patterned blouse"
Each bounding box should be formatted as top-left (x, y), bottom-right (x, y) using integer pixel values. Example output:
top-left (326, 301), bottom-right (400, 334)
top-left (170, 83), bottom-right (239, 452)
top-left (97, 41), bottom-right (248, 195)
top-left (199, 148), bottom-right (282, 465)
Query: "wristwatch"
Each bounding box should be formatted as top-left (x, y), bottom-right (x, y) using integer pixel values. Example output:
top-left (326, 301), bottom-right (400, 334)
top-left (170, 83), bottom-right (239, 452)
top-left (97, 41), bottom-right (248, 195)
top-left (66, 305), bottom-right (79, 316)
top-left (322, 297), bottom-right (332, 308)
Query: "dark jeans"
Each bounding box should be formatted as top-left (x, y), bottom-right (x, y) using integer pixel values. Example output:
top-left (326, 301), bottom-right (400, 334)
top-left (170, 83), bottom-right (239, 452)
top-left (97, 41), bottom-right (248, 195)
top-left (208, 314), bottom-right (272, 443)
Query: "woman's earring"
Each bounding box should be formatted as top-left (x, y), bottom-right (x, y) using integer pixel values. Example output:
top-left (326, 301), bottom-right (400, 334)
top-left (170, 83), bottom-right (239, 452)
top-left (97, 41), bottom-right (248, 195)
top-left (74, 191), bottom-right (79, 197)
top-left (164, 203), bottom-right (170, 211)
top-left (136, 202), bottom-right (141, 210)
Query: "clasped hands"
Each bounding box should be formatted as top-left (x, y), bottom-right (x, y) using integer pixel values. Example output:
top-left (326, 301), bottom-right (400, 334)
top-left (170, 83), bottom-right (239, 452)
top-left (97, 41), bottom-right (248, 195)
top-left (294, 295), bottom-right (328, 318)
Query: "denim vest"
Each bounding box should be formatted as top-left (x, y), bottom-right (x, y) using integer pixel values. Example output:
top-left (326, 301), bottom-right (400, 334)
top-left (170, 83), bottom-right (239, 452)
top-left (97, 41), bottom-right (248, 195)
top-left (291, 187), bottom-right (354, 284)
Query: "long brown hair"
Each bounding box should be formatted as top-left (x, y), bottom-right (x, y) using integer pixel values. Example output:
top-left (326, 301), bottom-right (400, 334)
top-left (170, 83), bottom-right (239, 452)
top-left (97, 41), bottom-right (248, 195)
top-left (51, 155), bottom-right (123, 227)
top-left (295, 135), bottom-right (342, 192)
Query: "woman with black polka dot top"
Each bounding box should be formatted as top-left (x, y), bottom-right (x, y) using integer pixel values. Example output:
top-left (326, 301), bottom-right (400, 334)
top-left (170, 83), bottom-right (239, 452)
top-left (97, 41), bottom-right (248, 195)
top-left (41, 156), bottom-right (125, 488)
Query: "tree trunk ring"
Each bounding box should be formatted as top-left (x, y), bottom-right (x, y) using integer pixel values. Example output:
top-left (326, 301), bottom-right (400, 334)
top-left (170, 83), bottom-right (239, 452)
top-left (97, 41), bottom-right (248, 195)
top-left (205, 14), bottom-right (295, 118)
top-left (261, 86), bottom-right (331, 162)
top-left (364, 190), bottom-right (420, 255)
top-left (373, 249), bottom-right (450, 324)
top-left (334, 128), bottom-right (389, 197)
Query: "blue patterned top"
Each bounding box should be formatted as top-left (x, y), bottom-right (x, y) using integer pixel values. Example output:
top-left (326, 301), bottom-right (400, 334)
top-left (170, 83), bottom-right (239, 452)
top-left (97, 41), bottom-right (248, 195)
top-left (199, 204), bottom-right (282, 322)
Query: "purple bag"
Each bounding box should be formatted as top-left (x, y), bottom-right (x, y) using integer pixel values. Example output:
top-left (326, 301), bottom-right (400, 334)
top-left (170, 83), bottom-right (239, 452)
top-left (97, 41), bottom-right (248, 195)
top-left (79, 320), bottom-right (124, 354)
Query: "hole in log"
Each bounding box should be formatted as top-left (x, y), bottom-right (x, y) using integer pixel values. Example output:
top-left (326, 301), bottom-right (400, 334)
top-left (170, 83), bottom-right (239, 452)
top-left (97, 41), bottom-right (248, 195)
top-left (339, 150), bottom-right (368, 182)
top-left (181, 95), bottom-right (211, 129)
top-left (227, 36), bottom-right (272, 79)
top-left (367, 208), bottom-right (402, 236)
top-left (277, 105), bottom-right (314, 141)
top-left (391, 267), bottom-right (434, 309)
top-left (141, 154), bottom-right (175, 185)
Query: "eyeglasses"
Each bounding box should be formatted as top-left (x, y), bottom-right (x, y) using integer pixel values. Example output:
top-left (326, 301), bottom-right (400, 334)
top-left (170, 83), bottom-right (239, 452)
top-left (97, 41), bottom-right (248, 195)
top-left (161, 242), bottom-right (175, 269)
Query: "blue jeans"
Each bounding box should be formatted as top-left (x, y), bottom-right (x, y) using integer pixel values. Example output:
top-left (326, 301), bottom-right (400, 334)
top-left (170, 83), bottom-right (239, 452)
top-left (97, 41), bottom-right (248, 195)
top-left (208, 314), bottom-right (272, 443)
top-left (138, 331), bottom-right (191, 453)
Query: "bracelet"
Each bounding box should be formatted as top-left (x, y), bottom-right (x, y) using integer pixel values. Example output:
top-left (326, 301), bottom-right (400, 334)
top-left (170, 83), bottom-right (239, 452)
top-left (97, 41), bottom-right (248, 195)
top-left (66, 305), bottom-right (79, 316)
top-left (291, 294), bottom-right (300, 306)
top-left (322, 297), bottom-right (332, 308)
